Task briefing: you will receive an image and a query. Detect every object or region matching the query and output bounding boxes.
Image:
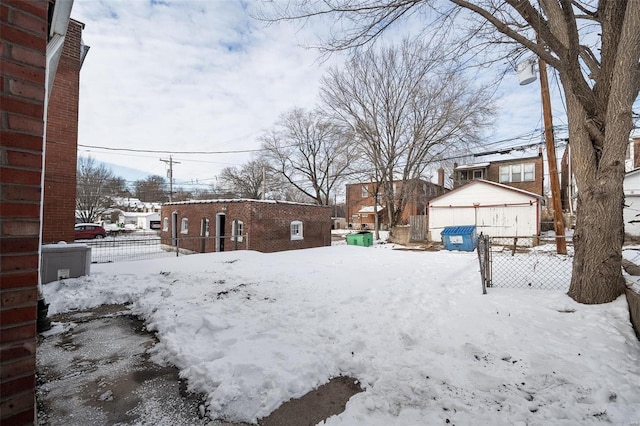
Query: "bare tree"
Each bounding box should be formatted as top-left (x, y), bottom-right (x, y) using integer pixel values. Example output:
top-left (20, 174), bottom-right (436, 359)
top-left (172, 187), bottom-right (193, 202)
top-left (134, 175), bottom-right (168, 202)
top-left (76, 156), bottom-right (114, 223)
top-left (265, 0), bottom-right (640, 305)
top-left (321, 40), bottom-right (494, 227)
top-left (261, 107), bottom-right (357, 205)
top-left (219, 159), bottom-right (278, 199)
top-left (104, 176), bottom-right (130, 198)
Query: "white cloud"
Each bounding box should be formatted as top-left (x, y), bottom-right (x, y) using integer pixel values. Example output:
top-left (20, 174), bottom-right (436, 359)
top-left (72, 0), bottom-right (591, 189)
top-left (74, 0), bottom-right (337, 185)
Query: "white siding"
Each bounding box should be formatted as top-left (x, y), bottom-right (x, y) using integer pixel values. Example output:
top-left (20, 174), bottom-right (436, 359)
top-left (624, 171), bottom-right (640, 236)
top-left (136, 213), bottom-right (161, 230)
top-left (428, 181), bottom-right (540, 241)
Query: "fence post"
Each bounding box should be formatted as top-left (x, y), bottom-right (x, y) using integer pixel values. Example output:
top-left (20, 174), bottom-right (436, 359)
top-left (477, 233), bottom-right (490, 294)
top-left (485, 236), bottom-right (491, 289)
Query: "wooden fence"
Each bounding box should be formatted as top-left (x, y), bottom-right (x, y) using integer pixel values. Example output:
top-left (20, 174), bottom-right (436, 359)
top-left (409, 215), bottom-right (428, 241)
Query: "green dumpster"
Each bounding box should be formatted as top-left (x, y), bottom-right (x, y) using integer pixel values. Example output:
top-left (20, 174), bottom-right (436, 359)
top-left (346, 231), bottom-right (373, 247)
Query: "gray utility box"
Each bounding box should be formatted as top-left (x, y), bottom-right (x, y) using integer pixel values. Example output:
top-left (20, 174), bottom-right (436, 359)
top-left (41, 243), bottom-right (92, 284)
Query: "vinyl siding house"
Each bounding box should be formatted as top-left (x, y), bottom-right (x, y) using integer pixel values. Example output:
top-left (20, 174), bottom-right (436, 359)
top-left (624, 168), bottom-right (640, 238)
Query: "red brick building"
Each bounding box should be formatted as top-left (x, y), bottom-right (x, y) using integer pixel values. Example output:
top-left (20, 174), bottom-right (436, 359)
top-left (42, 18), bottom-right (86, 243)
top-left (161, 199), bottom-right (332, 253)
top-left (452, 153), bottom-right (545, 196)
top-left (345, 178), bottom-right (446, 229)
top-left (1, 1), bottom-right (48, 424)
top-left (1, 1), bottom-right (77, 424)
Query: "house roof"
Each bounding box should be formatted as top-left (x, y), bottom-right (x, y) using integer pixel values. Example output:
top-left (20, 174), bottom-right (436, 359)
top-left (454, 153), bottom-right (542, 170)
top-left (122, 212), bottom-right (159, 218)
top-left (428, 179), bottom-right (544, 204)
top-left (454, 162), bottom-right (490, 170)
top-left (346, 178), bottom-right (438, 187)
top-left (357, 205), bottom-right (384, 214)
top-left (165, 198), bottom-right (326, 208)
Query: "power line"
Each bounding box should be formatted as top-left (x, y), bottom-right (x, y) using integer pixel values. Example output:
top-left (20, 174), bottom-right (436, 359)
top-left (78, 144), bottom-right (264, 155)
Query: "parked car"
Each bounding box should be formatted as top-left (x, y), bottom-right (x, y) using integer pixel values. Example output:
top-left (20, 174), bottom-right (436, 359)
top-left (74, 223), bottom-right (107, 240)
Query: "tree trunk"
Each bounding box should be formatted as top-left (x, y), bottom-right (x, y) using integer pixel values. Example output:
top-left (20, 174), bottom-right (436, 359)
top-left (569, 175), bottom-right (627, 304)
top-left (565, 85), bottom-right (629, 304)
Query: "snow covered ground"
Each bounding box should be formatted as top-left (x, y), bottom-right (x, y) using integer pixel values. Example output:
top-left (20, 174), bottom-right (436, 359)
top-left (42, 245), bottom-right (640, 425)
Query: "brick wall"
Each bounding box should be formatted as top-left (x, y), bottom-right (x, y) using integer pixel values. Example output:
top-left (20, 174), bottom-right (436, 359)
top-left (345, 180), bottom-right (443, 228)
top-left (0, 0), bottom-right (48, 424)
top-left (161, 201), bottom-right (332, 254)
top-left (486, 155), bottom-right (544, 196)
top-left (42, 19), bottom-right (83, 243)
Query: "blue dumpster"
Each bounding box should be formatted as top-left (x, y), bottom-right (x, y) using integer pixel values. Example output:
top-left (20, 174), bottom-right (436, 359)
top-left (441, 226), bottom-right (477, 252)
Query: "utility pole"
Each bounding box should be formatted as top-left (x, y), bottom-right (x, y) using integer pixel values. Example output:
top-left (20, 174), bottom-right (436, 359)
top-left (538, 57), bottom-right (567, 255)
top-left (160, 156), bottom-right (180, 203)
top-left (262, 167), bottom-right (266, 200)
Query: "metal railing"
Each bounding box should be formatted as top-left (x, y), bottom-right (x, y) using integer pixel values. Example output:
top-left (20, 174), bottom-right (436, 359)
top-left (79, 236), bottom-right (165, 263)
top-left (79, 234), bottom-right (249, 264)
top-left (478, 235), bottom-right (573, 291)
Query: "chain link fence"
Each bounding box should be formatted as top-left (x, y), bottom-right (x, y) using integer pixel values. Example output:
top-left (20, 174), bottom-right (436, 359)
top-left (478, 235), bottom-right (573, 291)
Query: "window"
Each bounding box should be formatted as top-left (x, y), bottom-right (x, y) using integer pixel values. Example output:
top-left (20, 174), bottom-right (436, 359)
top-left (523, 163), bottom-right (535, 181)
top-left (459, 170), bottom-right (469, 181)
top-left (181, 218), bottom-right (188, 234)
top-left (361, 185), bottom-right (369, 198)
top-left (511, 164), bottom-right (522, 182)
top-left (163, 217), bottom-right (169, 232)
top-left (231, 220), bottom-right (244, 242)
top-left (499, 167), bottom-right (510, 183)
top-left (290, 220), bottom-right (303, 240)
top-left (499, 163), bottom-right (535, 183)
top-left (202, 218), bottom-right (210, 237)
top-left (473, 170), bottom-right (484, 179)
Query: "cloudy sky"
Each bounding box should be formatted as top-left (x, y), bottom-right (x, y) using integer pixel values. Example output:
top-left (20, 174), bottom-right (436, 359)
top-left (72, 0), bottom-right (572, 191)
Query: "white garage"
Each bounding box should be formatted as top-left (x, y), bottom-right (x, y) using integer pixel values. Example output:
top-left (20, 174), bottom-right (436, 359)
top-left (428, 180), bottom-right (543, 242)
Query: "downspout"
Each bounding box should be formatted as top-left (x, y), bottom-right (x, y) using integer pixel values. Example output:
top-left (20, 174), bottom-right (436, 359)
top-left (537, 199), bottom-right (541, 235)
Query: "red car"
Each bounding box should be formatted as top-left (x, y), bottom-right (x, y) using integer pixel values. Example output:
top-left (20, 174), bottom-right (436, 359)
top-left (74, 223), bottom-right (106, 240)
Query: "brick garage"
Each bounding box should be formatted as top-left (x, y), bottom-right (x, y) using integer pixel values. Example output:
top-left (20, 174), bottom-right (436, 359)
top-left (161, 200), bottom-right (332, 253)
top-left (1, 0), bottom-right (48, 424)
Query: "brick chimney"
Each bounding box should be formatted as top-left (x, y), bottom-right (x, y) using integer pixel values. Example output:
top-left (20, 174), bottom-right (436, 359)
top-left (437, 168), bottom-right (445, 187)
